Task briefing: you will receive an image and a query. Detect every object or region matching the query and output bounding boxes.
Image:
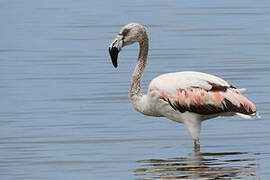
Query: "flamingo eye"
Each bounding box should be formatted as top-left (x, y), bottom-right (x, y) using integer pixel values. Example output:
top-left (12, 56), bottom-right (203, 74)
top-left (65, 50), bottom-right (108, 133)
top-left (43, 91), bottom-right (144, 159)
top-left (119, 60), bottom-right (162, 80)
top-left (122, 28), bottom-right (130, 36)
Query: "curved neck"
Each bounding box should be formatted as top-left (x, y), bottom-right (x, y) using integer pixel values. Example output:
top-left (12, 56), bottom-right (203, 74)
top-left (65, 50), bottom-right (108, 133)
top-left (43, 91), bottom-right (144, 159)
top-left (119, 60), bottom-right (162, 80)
top-left (129, 35), bottom-right (149, 114)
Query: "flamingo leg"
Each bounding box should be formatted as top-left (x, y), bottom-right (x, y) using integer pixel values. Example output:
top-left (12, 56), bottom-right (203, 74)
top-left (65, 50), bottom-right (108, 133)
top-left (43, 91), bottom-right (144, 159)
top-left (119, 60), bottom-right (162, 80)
top-left (194, 138), bottom-right (200, 152)
top-left (183, 116), bottom-right (201, 151)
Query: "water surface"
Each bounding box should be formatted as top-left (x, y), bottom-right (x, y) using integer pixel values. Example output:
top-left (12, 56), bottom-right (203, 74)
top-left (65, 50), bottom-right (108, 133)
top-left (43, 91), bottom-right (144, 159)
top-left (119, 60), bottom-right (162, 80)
top-left (0, 0), bottom-right (270, 179)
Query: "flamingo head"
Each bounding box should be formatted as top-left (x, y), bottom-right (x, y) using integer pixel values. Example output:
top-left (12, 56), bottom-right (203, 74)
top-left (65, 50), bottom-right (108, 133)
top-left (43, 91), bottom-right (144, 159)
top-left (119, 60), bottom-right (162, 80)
top-left (109, 23), bottom-right (147, 68)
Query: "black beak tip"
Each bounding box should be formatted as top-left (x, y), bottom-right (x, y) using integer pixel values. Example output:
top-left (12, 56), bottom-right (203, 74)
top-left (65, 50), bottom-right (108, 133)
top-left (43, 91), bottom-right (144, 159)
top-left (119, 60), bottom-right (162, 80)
top-left (109, 47), bottom-right (119, 68)
top-left (112, 60), bottom-right (118, 68)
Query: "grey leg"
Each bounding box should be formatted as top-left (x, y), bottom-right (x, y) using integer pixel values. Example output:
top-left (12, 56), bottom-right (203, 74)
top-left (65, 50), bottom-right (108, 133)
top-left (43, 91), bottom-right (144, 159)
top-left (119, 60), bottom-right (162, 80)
top-left (194, 138), bottom-right (200, 152)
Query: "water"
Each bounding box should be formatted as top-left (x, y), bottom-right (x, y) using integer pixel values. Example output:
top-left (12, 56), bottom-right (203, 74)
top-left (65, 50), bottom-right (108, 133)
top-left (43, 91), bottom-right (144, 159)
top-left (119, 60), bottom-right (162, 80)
top-left (1, 0), bottom-right (270, 179)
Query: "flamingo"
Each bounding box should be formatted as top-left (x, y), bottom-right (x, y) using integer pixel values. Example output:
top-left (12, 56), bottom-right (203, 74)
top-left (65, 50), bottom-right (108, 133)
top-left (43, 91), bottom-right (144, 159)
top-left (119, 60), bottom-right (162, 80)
top-left (108, 23), bottom-right (259, 150)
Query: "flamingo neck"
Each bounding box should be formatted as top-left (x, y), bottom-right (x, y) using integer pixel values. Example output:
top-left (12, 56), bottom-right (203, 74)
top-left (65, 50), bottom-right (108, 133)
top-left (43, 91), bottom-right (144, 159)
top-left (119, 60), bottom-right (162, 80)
top-left (129, 35), bottom-right (150, 115)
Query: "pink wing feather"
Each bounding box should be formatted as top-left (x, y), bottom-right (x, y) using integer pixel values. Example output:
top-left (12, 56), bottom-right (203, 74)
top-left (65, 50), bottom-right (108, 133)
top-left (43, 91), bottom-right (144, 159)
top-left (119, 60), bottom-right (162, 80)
top-left (160, 87), bottom-right (256, 115)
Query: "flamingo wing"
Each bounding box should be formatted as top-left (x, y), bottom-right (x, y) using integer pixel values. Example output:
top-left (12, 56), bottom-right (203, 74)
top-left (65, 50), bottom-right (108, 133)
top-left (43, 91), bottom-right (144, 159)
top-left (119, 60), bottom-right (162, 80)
top-left (149, 71), bottom-right (257, 117)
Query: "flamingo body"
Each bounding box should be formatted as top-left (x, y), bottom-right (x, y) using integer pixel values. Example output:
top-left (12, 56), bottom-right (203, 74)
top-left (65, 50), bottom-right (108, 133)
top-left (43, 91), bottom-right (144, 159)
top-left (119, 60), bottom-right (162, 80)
top-left (144, 71), bottom-right (257, 142)
top-left (147, 71), bottom-right (256, 120)
top-left (109, 23), bottom-right (258, 149)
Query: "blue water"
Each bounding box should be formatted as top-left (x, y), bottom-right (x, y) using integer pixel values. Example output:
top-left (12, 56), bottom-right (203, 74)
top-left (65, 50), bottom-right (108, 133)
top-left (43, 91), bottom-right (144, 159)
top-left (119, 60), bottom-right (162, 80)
top-left (1, 0), bottom-right (270, 179)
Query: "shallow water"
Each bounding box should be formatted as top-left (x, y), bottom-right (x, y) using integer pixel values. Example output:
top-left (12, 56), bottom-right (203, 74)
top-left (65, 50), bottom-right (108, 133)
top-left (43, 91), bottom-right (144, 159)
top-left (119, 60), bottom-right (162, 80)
top-left (1, 0), bottom-right (270, 179)
top-left (135, 152), bottom-right (259, 179)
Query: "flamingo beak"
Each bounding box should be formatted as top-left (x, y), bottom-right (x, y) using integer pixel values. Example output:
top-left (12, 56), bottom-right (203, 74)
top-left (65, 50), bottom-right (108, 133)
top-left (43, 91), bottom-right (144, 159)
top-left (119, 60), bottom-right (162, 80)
top-left (109, 38), bottom-right (122, 68)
